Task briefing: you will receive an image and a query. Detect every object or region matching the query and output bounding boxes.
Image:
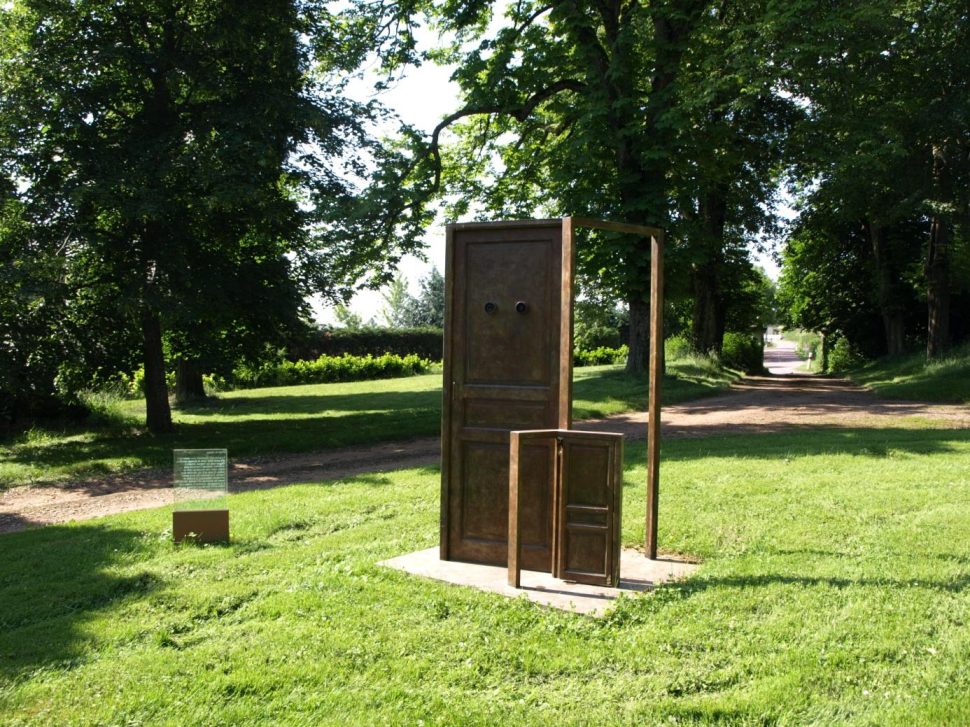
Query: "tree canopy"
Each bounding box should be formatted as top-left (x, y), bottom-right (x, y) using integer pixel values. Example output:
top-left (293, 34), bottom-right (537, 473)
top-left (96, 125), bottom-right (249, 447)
top-left (0, 0), bottom-right (420, 430)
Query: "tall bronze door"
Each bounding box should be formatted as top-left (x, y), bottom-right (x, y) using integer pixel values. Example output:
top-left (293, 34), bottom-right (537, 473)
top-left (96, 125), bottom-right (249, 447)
top-left (440, 220), bottom-right (573, 570)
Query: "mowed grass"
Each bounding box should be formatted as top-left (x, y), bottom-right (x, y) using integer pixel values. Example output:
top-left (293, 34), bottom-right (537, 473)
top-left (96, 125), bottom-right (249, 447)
top-left (849, 342), bottom-right (970, 405)
top-left (2, 426), bottom-right (970, 725)
top-left (0, 359), bottom-right (738, 489)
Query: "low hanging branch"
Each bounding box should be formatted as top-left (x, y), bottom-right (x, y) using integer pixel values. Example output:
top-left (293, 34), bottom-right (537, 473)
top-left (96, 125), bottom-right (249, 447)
top-left (416, 78), bottom-right (588, 199)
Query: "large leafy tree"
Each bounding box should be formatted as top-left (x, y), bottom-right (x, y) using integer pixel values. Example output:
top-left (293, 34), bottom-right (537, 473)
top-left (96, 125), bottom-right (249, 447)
top-left (352, 0), bottom-right (797, 369)
top-left (348, 0), bottom-right (718, 373)
top-left (0, 0), bottom-right (413, 432)
top-left (773, 0), bottom-right (970, 357)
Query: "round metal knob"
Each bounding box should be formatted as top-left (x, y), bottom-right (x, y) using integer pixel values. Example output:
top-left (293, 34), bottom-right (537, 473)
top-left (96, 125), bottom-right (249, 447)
top-left (515, 301), bottom-right (527, 313)
top-left (484, 302), bottom-right (496, 314)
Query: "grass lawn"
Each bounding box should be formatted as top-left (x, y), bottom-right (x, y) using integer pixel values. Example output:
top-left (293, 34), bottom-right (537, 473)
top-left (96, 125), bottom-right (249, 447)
top-left (1, 425), bottom-right (969, 725)
top-left (848, 342), bottom-right (970, 405)
top-left (0, 359), bottom-right (738, 489)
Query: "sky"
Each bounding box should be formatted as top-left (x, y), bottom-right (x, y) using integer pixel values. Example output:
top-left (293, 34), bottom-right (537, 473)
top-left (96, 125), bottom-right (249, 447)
top-left (311, 33), bottom-right (786, 324)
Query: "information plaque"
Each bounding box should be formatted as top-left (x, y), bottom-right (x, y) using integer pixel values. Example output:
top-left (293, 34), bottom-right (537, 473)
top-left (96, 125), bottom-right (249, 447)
top-left (172, 449), bottom-right (229, 543)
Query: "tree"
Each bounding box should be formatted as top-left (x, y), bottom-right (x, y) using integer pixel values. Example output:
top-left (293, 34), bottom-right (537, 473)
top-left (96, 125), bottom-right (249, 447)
top-left (356, 0), bottom-right (798, 370)
top-left (0, 0), bottom-right (409, 431)
top-left (349, 0), bottom-right (731, 373)
top-left (333, 304), bottom-right (365, 330)
top-left (771, 0), bottom-right (970, 357)
top-left (380, 275), bottom-right (417, 328)
top-left (408, 267), bottom-right (445, 328)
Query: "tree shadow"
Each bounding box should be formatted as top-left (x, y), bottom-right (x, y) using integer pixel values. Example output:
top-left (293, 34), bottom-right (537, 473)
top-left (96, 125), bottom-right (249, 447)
top-left (656, 426), bottom-right (970, 462)
top-left (0, 523), bottom-right (164, 680)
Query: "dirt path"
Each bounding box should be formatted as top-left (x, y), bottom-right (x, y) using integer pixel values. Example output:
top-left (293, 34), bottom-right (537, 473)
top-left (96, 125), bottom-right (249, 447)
top-left (2, 342), bottom-right (967, 534)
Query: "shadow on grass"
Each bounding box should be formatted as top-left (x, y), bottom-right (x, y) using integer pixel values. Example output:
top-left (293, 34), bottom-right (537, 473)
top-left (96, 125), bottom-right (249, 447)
top-left (0, 523), bottom-right (163, 680)
top-left (0, 408), bottom-right (443, 479)
top-left (175, 388), bottom-right (441, 418)
top-left (655, 426), bottom-right (970, 462)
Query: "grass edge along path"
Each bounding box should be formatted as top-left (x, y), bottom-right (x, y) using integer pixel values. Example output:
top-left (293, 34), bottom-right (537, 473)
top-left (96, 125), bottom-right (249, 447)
top-left (1, 426), bottom-right (969, 725)
top-left (848, 342), bottom-right (970, 405)
top-left (0, 358), bottom-right (739, 489)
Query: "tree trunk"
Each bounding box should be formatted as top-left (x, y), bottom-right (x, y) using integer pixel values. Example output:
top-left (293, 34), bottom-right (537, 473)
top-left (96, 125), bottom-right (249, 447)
top-left (926, 144), bottom-right (952, 358)
top-left (142, 310), bottom-right (173, 434)
top-left (690, 266), bottom-right (719, 354)
top-left (175, 359), bottom-right (207, 404)
top-left (625, 296), bottom-right (650, 375)
top-left (689, 186), bottom-right (728, 356)
top-left (819, 333), bottom-right (829, 373)
top-left (865, 220), bottom-right (905, 356)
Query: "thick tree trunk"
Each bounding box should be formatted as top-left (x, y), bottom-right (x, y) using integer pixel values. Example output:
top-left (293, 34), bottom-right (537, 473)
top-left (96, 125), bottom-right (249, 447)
top-left (926, 145), bottom-right (952, 358)
top-left (142, 310), bottom-right (173, 434)
top-left (175, 359), bottom-right (207, 404)
top-left (926, 215), bottom-right (951, 358)
top-left (865, 220), bottom-right (905, 356)
top-left (625, 297), bottom-right (650, 375)
top-left (690, 187), bottom-right (728, 356)
top-left (690, 266), bottom-right (719, 354)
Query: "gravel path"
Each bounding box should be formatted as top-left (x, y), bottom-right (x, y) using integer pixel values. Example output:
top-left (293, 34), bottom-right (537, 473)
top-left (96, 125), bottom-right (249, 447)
top-left (2, 342), bottom-right (966, 534)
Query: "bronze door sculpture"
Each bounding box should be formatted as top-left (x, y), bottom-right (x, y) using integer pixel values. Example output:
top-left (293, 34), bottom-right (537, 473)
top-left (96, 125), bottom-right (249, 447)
top-left (507, 429), bottom-right (623, 588)
top-left (440, 220), bottom-right (573, 570)
top-left (441, 217), bottom-right (664, 571)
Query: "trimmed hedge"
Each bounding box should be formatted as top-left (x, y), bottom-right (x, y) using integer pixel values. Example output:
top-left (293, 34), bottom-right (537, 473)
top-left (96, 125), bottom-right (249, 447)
top-left (289, 327), bottom-right (443, 362)
top-left (232, 353), bottom-right (436, 389)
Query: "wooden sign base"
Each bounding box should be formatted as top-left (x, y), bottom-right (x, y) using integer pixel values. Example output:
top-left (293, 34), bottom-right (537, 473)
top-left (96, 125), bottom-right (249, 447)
top-left (173, 509), bottom-right (229, 544)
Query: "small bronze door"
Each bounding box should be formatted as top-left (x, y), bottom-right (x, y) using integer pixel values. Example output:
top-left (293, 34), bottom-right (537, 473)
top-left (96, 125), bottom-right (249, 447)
top-left (555, 433), bottom-right (623, 586)
top-left (441, 220), bottom-right (572, 570)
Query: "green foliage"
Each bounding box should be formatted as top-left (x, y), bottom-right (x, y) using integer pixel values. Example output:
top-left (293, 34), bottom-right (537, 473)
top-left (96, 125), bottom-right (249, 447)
top-left (664, 335), bottom-right (691, 361)
top-left (773, 0), bottom-right (970, 356)
top-left (291, 327), bottom-right (443, 361)
top-left (0, 0), bottom-right (421, 431)
top-left (574, 346), bottom-right (628, 368)
top-left (332, 305), bottom-right (366, 330)
top-left (407, 267), bottom-right (446, 329)
top-left (827, 337), bottom-right (864, 374)
top-left (380, 275), bottom-right (414, 328)
top-left (232, 353), bottom-right (436, 389)
top-left (720, 333), bottom-right (764, 374)
top-left (574, 324), bottom-right (621, 352)
top-left (378, 268), bottom-right (446, 330)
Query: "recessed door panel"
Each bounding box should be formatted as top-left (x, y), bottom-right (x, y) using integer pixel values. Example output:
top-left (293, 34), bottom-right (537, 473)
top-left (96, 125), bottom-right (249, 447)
top-left (556, 434), bottom-right (623, 586)
top-left (441, 221), bottom-right (571, 570)
top-left (464, 241), bottom-right (552, 385)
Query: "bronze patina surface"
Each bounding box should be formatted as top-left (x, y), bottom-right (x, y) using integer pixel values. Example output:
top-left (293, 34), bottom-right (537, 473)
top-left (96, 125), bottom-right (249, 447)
top-left (508, 429), bottom-right (623, 589)
top-left (173, 509), bottom-right (229, 544)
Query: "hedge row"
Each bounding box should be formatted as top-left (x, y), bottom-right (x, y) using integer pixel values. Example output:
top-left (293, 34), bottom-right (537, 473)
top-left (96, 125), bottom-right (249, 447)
top-left (289, 327), bottom-right (443, 362)
top-left (232, 353), bottom-right (436, 389)
top-left (574, 345), bottom-right (629, 367)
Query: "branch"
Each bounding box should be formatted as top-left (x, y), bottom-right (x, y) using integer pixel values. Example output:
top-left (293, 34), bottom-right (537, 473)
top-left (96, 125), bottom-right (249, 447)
top-left (408, 78), bottom-right (586, 200)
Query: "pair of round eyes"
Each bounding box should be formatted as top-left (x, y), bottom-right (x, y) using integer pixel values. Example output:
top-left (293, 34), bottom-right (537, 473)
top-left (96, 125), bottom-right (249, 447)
top-left (484, 301), bottom-right (527, 314)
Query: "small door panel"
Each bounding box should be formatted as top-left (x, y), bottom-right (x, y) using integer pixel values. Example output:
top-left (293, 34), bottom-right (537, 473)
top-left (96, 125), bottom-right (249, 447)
top-left (556, 434), bottom-right (623, 586)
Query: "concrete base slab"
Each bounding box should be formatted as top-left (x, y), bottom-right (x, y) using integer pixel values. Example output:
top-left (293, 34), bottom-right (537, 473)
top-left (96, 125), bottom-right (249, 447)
top-left (379, 547), bottom-right (700, 616)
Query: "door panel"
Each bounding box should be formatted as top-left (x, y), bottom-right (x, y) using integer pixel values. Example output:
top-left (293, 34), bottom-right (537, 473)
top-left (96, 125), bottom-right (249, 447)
top-left (555, 434), bottom-right (623, 586)
top-left (442, 221), bottom-right (569, 570)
